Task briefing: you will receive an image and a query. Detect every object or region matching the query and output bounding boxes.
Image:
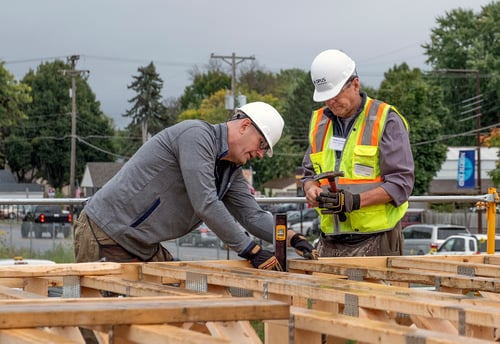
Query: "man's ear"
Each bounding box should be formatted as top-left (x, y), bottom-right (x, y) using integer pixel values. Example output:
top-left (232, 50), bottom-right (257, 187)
top-left (240, 118), bottom-right (252, 134)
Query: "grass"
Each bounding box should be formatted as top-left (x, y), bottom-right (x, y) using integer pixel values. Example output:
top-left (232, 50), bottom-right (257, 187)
top-left (0, 228), bottom-right (75, 263)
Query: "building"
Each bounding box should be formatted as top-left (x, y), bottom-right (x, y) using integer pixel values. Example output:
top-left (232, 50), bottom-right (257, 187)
top-left (430, 146), bottom-right (498, 195)
top-left (80, 162), bottom-right (124, 197)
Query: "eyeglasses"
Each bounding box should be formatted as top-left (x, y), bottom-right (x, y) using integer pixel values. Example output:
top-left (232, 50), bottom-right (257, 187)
top-left (329, 75), bottom-right (357, 101)
top-left (251, 122), bottom-right (270, 152)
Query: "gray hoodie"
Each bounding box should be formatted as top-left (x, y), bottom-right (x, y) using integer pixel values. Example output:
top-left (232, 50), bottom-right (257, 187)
top-left (85, 120), bottom-right (273, 260)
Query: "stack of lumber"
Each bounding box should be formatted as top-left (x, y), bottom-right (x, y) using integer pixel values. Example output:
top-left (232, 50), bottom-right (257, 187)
top-left (0, 254), bottom-right (498, 343)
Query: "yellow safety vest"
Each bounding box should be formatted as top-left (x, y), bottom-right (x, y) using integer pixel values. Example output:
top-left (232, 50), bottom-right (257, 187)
top-left (309, 97), bottom-right (409, 235)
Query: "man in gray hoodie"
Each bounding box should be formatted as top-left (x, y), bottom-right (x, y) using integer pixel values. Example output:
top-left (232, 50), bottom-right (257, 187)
top-left (74, 101), bottom-right (317, 270)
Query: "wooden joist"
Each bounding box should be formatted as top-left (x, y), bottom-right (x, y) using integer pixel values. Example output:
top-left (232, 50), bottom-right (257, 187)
top-left (0, 255), bottom-right (498, 343)
top-left (0, 297), bottom-right (289, 329)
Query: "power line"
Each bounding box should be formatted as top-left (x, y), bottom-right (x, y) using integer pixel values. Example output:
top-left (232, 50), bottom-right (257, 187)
top-left (210, 52), bottom-right (255, 109)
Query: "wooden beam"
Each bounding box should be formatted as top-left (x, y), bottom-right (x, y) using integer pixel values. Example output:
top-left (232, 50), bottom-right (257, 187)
top-left (291, 307), bottom-right (493, 344)
top-left (0, 298), bottom-right (289, 329)
top-left (0, 262), bottom-right (122, 278)
top-left (113, 324), bottom-right (231, 344)
top-left (0, 328), bottom-right (81, 343)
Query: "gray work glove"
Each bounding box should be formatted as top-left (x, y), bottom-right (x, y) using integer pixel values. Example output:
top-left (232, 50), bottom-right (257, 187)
top-left (315, 189), bottom-right (360, 221)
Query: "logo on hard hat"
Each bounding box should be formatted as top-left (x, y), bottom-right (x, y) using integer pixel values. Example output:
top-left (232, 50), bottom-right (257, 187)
top-left (313, 77), bottom-right (327, 87)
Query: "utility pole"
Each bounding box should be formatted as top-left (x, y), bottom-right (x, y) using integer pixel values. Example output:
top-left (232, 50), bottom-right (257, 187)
top-left (59, 55), bottom-right (89, 197)
top-left (210, 52), bottom-right (255, 109)
top-left (437, 68), bottom-right (482, 232)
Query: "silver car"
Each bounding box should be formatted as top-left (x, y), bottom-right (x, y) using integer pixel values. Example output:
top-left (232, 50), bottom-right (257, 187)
top-left (403, 224), bottom-right (470, 255)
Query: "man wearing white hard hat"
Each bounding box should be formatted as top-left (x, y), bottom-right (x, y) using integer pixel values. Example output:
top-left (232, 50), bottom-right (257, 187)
top-left (75, 101), bottom-right (317, 269)
top-left (302, 49), bottom-right (415, 256)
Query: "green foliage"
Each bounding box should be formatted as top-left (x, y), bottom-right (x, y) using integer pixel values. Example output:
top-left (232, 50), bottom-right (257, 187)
top-left (0, 229), bottom-right (74, 263)
top-left (179, 70), bottom-right (230, 111)
top-left (0, 62), bottom-right (32, 167)
top-left (124, 62), bottom-right (167, 140)
top-left (281, 71), bottom-right (317, 152)
top-left (423, 2), bottom-right (500, 146)
top-left (486, 131), bottom-right (500, 186)
top-left (377, 63), bottom-right (448, 195)
top-left (178, 89), bottom-right (231, 123)
top-left (11, 60), bottom-right (116, 189)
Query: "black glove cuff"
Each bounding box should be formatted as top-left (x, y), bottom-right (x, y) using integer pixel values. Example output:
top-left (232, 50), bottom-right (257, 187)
top-left (290, 234), bottom-right (306, 248)
top-left (352, 193), bottom-right (361, 210)
top-left (238, 241), bottom-right (261, 260)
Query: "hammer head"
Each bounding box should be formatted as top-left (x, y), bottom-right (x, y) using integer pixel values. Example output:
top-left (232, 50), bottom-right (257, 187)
top-left (313, 171), bottom-right (344, 183)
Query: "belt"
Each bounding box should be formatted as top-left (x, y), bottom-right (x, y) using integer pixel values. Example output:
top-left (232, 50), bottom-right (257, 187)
top-left (321, 232), bottom-right (378, 244)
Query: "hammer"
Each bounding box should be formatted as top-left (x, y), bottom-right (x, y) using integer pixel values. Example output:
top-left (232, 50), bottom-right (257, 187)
top-left (313, 171), bottom-right (347, 221)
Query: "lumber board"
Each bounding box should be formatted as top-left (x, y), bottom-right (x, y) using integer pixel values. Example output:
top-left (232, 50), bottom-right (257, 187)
top-left (140, 261), bottom-right (500, 329)
top-left (80, 275), bottom-right (220, 297)
top-left (291, 307), bottom-right (494, 344)
top-left (0, 328), bottom-right (81, 343)
top-left (288, 258), bottom-right (500, 292)
top-left (0, 262), bottom-right (122, 278)
top-left (113, 324), bottom-right (231, 344)
top-left (0, 297), bottom-right (289, 329)
top-left (0, 285), bottom-right (47, 299)
top-left (387, 256), bottom-right (500, 278)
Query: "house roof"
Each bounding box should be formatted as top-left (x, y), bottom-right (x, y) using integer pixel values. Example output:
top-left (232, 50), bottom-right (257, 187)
top-left (81, 162), bottom-right (124, 188)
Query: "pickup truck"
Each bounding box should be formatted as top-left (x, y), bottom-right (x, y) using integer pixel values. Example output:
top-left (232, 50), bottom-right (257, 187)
top-left (20, 205), bottom-right (73, 239)
top-left (429, 233), bottom-right (500, 255)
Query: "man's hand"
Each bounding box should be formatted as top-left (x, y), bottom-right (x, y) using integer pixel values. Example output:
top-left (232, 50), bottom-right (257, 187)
top-left (316, 190), bottom-right (360, 217)
top-left (290, 234), bottom-right (318, 260)
top-left (239, 242), bottom-right (283, 271)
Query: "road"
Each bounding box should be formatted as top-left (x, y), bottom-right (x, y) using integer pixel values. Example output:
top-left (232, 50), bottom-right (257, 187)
top-left (0, 220), bottom-right (301, 263)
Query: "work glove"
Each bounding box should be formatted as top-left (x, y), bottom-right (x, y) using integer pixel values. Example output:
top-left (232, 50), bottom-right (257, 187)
top-left (290, 234), bottom-right (318, 260)
top-left (239, 242), bottom-right (283, 271)
top-left (316, 189), bottom-right (360, 221)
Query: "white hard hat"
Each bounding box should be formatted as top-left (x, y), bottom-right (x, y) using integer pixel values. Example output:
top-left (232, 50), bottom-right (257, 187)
top-left (310, 49), bottom-right (356, 102)
top-left (236, 101), bottom-right (284, 157)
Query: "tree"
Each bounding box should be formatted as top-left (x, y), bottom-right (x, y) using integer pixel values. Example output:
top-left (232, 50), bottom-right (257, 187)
top-left (484, 128), bottom-right (500, 186)
top-left (281, 70), bottom-right (316, 152)
top-left (178, 70), bottom-right (230, 111)
top-left (10, 60), bottom-right (115, 189)
top-left (376, 63), bottom-right (448, 195)
top-left (423, 3), bottom-right (499, 146)
top-left (124, 62), bottom-right (166, 143)
top-left (0, 62), bottom-right (32, 169)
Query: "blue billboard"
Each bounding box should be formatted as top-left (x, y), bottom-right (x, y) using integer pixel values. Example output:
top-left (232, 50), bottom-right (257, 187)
top-left (457, 150), bottom-right (475, 189)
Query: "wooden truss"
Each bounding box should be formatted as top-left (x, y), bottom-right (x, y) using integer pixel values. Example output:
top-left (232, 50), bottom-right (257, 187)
top-left (0, 254), bottom-right (498, 343)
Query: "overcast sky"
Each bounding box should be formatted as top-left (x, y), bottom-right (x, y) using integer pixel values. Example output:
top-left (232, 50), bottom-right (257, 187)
top-left (1, 0), bottom-right (493, 129)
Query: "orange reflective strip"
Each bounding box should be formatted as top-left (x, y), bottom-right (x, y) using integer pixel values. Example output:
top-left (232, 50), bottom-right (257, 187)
top-left (311, 108), bottom-right (324, 153)
top-left (338, 176), bottom-right (384, 185)
top-left (321, 120), bottom-right (331, 151)
top-left (371, 102), bottom-right (388, 146)
top-left (357, 99), bottom-right (373, 145)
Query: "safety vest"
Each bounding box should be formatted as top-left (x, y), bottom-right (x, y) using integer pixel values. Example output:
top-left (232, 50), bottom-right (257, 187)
top-left (309, 97), bottom-right (409, 235)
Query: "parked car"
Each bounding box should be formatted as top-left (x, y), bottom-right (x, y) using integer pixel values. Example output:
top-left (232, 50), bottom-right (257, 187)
top-left (178, 223), bottom-right (218, 247)
top-left (0, 257), bottom-right (56, 265)
top-left (402, 224), bottom-right (470, 255)
top-left (309, 217), bottom-right (321, 237)
top-left (20, 205), bottom-right (73, 238)
top-left (288, 220), bottom-right (315, 236)
top-left (287, 208), bottom-right (319, 226)
top-left (0, 205), bottom-right (28, 219)
top-left (429, 233), bottom-right (500, 255)
top-left (401, 208), bottom-right (425, 228)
